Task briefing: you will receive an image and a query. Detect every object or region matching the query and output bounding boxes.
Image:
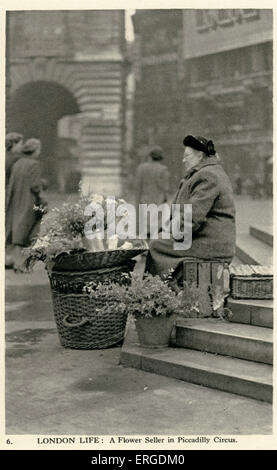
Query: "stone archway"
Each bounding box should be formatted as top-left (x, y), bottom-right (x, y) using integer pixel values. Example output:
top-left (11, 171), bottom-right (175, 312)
top-left (8, 55), bottom-right (126, 195)
top-left (9, 80), bottom-right (80, 187)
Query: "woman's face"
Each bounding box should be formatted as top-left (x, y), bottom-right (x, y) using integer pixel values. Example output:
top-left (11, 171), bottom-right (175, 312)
top-left (182, 146), bottom-right (203, 171)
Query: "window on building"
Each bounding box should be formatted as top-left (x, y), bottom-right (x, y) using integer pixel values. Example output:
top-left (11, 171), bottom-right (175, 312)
top-left (241, 9), bottom-right (260, 21)
top-left (10, 11), bottom-right (25, 57)
top-left (240, 47), bottom-right (253, 75)
top-left (261, 42), bottom-right (273, 71)
top-left (209, 54), bottom-right (221, 80)
top-left (189, 59), bottom-right (199, 84)
top-left (250, 44), bottom-right (264, 73)
top-left (246, 93), bottom-right (264, 130)
top-left (195, 10), bottom-right (211, 31)
top-left (21, 11), bottom-right (65, 56)
top-left (217, 9), bottom-right (234, 25)
top-left (147, 127), bottom-right (155, 145)
top-left (219, 54), bottom-right (230, 78)
top-left (224, 104), bottom-right (245, 131)
top-left (195, 10), bottom-right (206, 27)
top-left (213, 108), bottom-right (227, 133)
top-left (225, 50), bottom-right (238, 78)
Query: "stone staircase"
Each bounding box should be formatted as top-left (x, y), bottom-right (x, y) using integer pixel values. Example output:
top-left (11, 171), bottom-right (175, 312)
top-left (121, 298), bottom-right (273, 403)
top-left (120, 225), bottom-right (273, 403)
top-left (235, 224), bottom-right (273, 265)
top-left (249, 225), bottom-right (273, 248)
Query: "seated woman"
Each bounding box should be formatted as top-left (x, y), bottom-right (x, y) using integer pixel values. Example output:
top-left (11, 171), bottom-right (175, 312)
top-left (145, 135), bottom-right (236, 283)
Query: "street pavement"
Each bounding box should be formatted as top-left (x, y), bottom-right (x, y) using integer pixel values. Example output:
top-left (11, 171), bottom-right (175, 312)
top-left (4, 195), bottom-right (273, 435)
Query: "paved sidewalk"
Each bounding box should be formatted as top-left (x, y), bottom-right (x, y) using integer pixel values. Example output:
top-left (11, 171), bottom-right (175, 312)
top-left (4, 194), bottom-right (273, 435)
top-left (5, 318), bottom-right (272, 435)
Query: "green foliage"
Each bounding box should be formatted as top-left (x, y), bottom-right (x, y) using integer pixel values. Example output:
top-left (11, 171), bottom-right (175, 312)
top-left (23, 192), bottom-right (130, 270)
top-left (85, 273), bottom-right (186, 319)
top-left (23, 199), bottom-right (88, 269)
top-left (83, 271), bottom-right (231, 321)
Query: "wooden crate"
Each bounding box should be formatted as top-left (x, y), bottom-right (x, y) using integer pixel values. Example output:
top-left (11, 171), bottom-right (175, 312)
top-left (183, 259), bottom-right (227, 316)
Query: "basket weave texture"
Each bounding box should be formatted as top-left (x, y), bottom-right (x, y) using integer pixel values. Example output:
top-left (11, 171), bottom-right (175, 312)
top-left (230, 265), bottom-right (273, 300)
top-left (48, 261), bottom-right (135, 349)
top-left (53, 247), bottom-right (147, 271)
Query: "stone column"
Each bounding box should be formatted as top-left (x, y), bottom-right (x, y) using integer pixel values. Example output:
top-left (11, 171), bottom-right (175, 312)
top-left (73, 59), bottom-right (125, 197)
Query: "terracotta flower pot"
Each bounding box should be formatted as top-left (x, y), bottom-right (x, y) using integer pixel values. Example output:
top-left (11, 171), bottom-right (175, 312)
top-left (134, 315), bottom-right (176, 348)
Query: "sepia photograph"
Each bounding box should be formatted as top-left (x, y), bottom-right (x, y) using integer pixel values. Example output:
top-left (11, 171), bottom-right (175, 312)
top-left (2, 3), bottom-right (274, 449)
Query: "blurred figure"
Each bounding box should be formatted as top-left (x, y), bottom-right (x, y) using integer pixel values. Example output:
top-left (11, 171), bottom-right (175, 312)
top-left (233, 163), bottom-right (242, 195)
top-left (134, 145), bottom-right (169, 238)
top-left (264, 155), bottom-right (273, 198)
top-left (250, 160), bottom-right (265, 199)
top-left (5, 138), bottom-right (46, 270)
top-left (5, 132), bottom-right (24, 188)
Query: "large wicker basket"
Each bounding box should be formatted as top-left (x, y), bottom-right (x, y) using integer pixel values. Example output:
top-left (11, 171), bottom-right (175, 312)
top-left (230, 265), bottom-right (273, 300)
top-left (48, 261), bottom-right (135, 349)
top-left (53, 246), bottom-right (148, 272)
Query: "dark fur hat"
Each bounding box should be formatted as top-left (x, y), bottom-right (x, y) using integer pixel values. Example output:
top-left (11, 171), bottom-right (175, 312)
top-left (183, 135), bottom-right (216, 156)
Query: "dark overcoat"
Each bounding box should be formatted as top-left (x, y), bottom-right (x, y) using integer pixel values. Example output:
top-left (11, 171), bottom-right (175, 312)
top-left (135, 160), bottom-right (169, 206)
top-left (146, 157), bottom-right (236, 276)
top-left (5, 157), bottom-right (42, 246)
top-left (135, 160), bottom-right (170, 236)
top-left (5, 150), bottom-right (22, 188)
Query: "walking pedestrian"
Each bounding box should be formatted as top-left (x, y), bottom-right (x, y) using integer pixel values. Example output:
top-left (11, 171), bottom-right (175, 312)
top-left (233, 163), bottom-right (242, 195)
top-left (134, 145), bottom-right (169, 238)
top-left (5, 132), bottom-right (24, 267)
top-left (5, 138), bottom-right (46, 270)
top-left (5, 132), bottom-right (23, 188)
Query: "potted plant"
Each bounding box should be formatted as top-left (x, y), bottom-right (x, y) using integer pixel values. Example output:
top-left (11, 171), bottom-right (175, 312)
top-left (81, 272), bottom-right (232, 350)
top-left (87, 273), bottom-right (186, 348)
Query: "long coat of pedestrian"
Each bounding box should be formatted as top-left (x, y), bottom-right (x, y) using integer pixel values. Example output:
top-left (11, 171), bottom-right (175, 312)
top-left (146, 156), bottom-right (236, 277)
top-left (135, 160), bottom-right (169, 206)
top-left (5, 132), bottom-right (23, 189)
top-left (5, 156), bottom-right (42, 246)
top-left (135, 159), bottom-right (169, 237)
top-left (5, 150), bottom-right (23, 192)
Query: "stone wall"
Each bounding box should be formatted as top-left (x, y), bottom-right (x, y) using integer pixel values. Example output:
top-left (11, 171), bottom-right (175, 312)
top-left (132, 9), bottom-right (273, 196)
top-left (8, 10), bottom-right (126, 196)
top-left (132, 10), bottom-right (183, 189)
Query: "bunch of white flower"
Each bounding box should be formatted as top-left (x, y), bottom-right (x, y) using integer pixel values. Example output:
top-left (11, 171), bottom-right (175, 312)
top-left (32, 235), bottom-right (51, 250)
top-left (90, 194), bottom-right (104, 205)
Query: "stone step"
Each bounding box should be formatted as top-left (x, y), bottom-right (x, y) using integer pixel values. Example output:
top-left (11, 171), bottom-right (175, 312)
top-left (83, 142), bottom-right (122, 151)
top-left (175, 318), bottom-right (273, 364)
top-left (235, 233), bottom-right (272, 265)
top-left (228, 298), bottom-right (273, 328)
top-left (120, 325), bottom-right (273, 403)
top-left (249, 225), bottom-right (273, 247)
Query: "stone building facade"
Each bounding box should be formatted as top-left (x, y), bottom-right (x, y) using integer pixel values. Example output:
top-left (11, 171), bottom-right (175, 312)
top-left (8, 10), bottom-right (126, 195)
top-left (132, 9), bottom-right (273, 195)
top-left (132, 10), bottom-right (184, 187)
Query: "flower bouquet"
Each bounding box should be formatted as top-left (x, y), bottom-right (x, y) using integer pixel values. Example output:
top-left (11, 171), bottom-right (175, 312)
top-left (24, 192), bottom-right (148, 271)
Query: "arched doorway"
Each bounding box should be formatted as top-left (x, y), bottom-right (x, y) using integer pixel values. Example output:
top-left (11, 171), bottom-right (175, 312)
top-left (9, 81), bottom-right (80, 187)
